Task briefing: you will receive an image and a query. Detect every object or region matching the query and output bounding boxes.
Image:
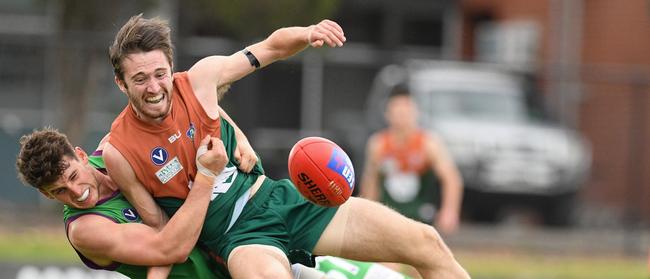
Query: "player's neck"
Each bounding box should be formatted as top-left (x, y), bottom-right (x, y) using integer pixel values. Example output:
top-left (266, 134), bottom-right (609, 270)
top-left (389, 126), bottom-right (416, 142)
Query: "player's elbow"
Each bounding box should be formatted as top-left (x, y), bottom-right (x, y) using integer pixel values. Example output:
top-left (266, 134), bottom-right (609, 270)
top-left (152, 237), bottom-right (192, 264)
top-left (166, 243), bottom-right (193, 263)
top-left (147, 218), bottom-right (165, 232)
top-left (157, 246), bottom-right (190, 264)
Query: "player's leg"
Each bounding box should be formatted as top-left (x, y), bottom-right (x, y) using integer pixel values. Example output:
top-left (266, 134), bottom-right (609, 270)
top-left (312, 197), bottom-right (469, 279)
top-left (227, 244), bottom-right (293, 279)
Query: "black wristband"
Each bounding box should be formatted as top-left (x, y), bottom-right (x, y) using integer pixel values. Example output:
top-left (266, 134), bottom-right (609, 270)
top-left (242, 49), bottom-right (260, 69)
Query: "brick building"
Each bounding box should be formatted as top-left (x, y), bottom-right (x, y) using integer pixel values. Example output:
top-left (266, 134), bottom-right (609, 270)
top-left (458, 0), bottom-right (650, 224)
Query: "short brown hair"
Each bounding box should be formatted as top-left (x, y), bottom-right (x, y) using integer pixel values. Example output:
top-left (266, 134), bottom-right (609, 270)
top-left (16, 128), bottom-right (76, 189)
top-left (389, 83), bottom-right (411, 99)
top-left (109, 14), bottom-right (174, 81)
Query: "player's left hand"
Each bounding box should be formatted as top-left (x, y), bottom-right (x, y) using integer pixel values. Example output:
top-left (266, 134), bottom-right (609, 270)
top-left (197, 135), bottom-right (229, 176)
top-left (234, 137), bottom-right (258, 173)
top-left (308, 19), bottom-right (346, 48)
top-left (435, 208), bottom-right (460, 235)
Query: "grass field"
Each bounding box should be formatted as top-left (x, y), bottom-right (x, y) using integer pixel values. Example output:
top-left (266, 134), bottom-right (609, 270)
top-left (456, 250), bottom-right (647, 279)
top-left (1, 228), bottom-right (647, 279)
top-left (0, 228), bottom-right (78, 264)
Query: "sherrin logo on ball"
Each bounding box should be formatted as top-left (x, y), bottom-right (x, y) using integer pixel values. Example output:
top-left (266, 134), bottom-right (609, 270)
top-left (288, 137), bottom-right (355, 207)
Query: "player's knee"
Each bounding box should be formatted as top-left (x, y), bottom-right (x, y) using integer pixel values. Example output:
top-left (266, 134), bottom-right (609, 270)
top-left (250, 263), bottom-right (292, 279)
top-left (421, 224), bottom-right (445, 248)
top-left (229, 245), bottom-right (293, 279)
top-left (230, 260), bottom-right (292, 279)
top-left (411, 223), bottom-right (453, 264)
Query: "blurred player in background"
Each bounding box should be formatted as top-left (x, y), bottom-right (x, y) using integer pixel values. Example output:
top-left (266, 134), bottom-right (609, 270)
top-left (361, 84), bottom-right (464, 234)
top-left (360, 85), bottom-right (464, 276)
top-left (103, 14), bottom-right (469, 279)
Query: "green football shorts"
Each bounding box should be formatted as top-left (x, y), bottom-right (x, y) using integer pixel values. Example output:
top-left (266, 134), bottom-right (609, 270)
top-left (217, 178), bottom-right (339, 261)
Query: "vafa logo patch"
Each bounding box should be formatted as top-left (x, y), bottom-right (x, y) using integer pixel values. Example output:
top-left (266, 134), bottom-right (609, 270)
top-left (151, 147), bottom-right (168, 166)
top-left (122, 208), bottom-right (139, 222)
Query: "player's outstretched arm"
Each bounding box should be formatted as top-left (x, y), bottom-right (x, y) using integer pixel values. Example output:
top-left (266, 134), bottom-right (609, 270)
top-left (187, 20), bottom-right (345, 119)
top-left (359, 134), bottom-right (382, 201)
top-left (244, 19), bottom-right (346, 68)
top-left (426, 133), bottom-right (463, 234)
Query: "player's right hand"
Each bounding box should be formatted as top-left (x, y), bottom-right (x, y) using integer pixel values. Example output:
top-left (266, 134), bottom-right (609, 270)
top-left (196, 135), bottom-right (228, 177)
top-left (234, 138), bottom-right (257, 173)
top-left (308, 19), bottom-right (346, 48)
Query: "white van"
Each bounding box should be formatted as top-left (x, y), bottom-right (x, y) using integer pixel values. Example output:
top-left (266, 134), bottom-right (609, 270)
top-left (366, 60), bottom-right (591, 226)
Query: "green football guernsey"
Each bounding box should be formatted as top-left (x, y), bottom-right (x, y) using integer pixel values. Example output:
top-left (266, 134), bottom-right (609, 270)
top-left (62, 154), bottom-right (223, 279)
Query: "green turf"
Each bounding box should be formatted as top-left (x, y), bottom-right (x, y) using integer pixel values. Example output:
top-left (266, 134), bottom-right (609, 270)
top-left (0, 230), bottom-right (78, 264)
top-left (1, 230), bottom-right (648, 279)
top-left (456, 250), bottom-right (648, 279)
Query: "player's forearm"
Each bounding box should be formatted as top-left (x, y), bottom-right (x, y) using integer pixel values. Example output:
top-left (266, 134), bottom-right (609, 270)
top-left (104, 144), bottom-right (169, 230)
top-left (142, 205), bottom-right (168, 230)
top-left (158, 173), bottom-right (214, 261)
top-left (117, 183), bottom-right (169, 230)
top-left (124, 191), bottom-right (168, 230)
top-left (359, 177), bottom-right (380, 201)
top-left (440, 176), bottom-right (463, 213)
top-left (248, 26), bottom-right (310, 67)
top-left (147, 265), bottom-right (172, 279)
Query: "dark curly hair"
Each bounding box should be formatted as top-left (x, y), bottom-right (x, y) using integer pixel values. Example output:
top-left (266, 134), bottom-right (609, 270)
top-left (16, 128), bottom-right (75, 189)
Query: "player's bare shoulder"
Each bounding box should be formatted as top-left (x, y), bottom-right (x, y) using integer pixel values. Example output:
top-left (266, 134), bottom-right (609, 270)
top-left (102, 143), bottom-right (126, 168)
top-left (187, 55), bottom-right (226, 89)
top-left (365, 132), bottom-right (383, 155)
top-left (67, 214), bottom-right (116, 248)
top-left (423, 130), bottom-right (445, 148)
top-left (102, 143), bottom-right (139, 187)
top-left (423, 130), bottom-right (455, 164)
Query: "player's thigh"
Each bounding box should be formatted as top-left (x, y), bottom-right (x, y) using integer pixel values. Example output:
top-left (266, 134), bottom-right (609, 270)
top-left (227, 244), bottom-right (293, 279)
top-left (313, 197), bottom-right (437, 263)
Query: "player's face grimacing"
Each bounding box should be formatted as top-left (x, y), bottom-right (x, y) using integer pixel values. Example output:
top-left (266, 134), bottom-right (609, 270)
top-left (118, 50), bottom-right (174, 123)
top-left (40, 153), bottom-right (101, 209)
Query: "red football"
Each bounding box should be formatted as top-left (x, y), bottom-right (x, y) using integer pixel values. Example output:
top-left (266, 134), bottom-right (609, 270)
top-left (288, 137), bottom-right (355, 207)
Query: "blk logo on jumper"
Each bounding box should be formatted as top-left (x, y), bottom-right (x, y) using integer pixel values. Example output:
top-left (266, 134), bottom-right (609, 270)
top-left (122, 208), bottom-right (139, 222)
top-left (151, 147), bottom-right (169, 166)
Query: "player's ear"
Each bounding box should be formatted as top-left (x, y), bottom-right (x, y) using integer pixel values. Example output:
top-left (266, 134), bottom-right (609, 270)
top-left (114, 76), bottom-right (127, 94)
top-left (74, 147), bottom-right (88, 164)
top-left (383, 106), bottom-right (391, 123)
